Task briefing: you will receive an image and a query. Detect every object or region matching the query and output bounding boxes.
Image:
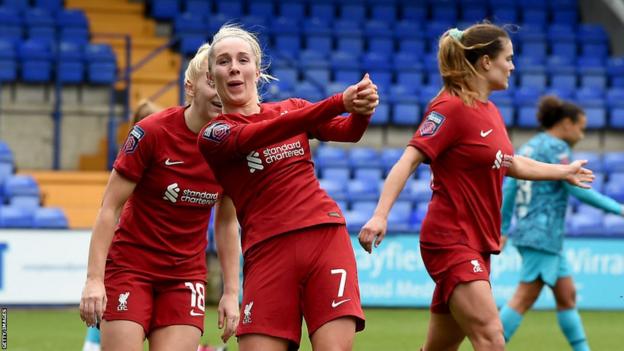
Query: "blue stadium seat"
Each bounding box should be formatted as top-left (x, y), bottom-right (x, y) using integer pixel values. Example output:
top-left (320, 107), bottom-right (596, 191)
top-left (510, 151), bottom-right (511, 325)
top-left (344, 210), bottom-right (369, 232)
top-left (368, 37), bottom-right (394, 54)
top-left (398, 38), bottom-right (426, 56)
top-left (410, 202), bottom-right (429, 229)
top-left (339, 4), bottom-right (366, 22)
top-left (4, 175), bottom-right (40, 199)
top-left (370, 102), bottom-right (390, 125)
top-left (310, 3), bottom-right (335, 21)
top-left (0, 206), bottom-right (34, 228)
top-left (388, 84), bottom-right (419, 104)
top-left (349, 147), bottom-right (381, 169)
top-left (580, 103), bottom-right (607, 129)
top-left (387, 204), bottom-right (412, 231)
top-left (0, 39), bottom-right (16, 82)
top-left (402, 3), bottom-right (427, 22)
top-left (33, 207), bottom-right (68, 229)
top-left (497, 103), bottom-right (515, 126)
top-left (604, 214), bottom-right (624, 236)
top-left (19, 39), bottom-right (53, 82)
top-left (3, 0), bottom-right (29, 11)
top-left (365, 20), bottom-right (393, 39)
top-left (393, 20), bottom-right (423, 40)
top-left (184, 0), bottom-right (212, 13)
top-left (522, 8), bottom-right (548, 26)
top-left (408, 179), bottom-right (433, 202)
top-left (10, 195), bottom-right (40, 213)
top-left (611, 107), bottom-right (624, 128)
top-left (274, 34), bottom-right (301, 58)
top-left (347, 179), bottom-right (379, 201)
top-left (214, 0), bottom-right (242, 17)
top-left (0, 7), bottom-right (22, 42)
top-left (392, 102), bottom-right (420, 126)
top-left (370, 4), bottom-right (397, 23)
top-left (324, 81), bottom-right (349, 96)
top-left (333, 19), bottom-right (362, 38)
top-left (547, 55), bottom-right (576, 75)
top-left (607, 57), bottom-right (624, 88)
top-left (150, 0), bottom-right (180, 20)
top-left (603, 152), bottom-right (624, 173)
top-left (431, 3), bottom-right (458, 23)
top-left (56, 9), bottom-right (88, 29)
top-left (299, 50), bottom-right (328, 69)
top-left (567, 212), bottom-right (603, 236)
top-left (550, 73), bottom-right (576, 90)
top-left (517, 106), bottom-right (539, 128)
top-left (351, 201), bottom-right (376, 217)
top-left (322, 167), bottom-right (350, 182)
top-left (293, 81), bottom-right (322, 102)
top-left (354, 168), bottom-right (383, 182)
top-left (330, 51), bottom-right (359, 70)
top-left (306, 35), bottom-right (332, 54)
top-left (492, 7), bottom-right (518, 24)
top-left (279, 2), bottom-right (305, 20)
top-left (303, 68), bottom-right (330, 86)
top-left (380, 148), bottom-right (403, 173)
top-left (318, 178), bottom-right (346, 201)
top-left (336, 37), bottom-right (363, 55)
top-left (316, 146), bottom-right (349, 168)
top-left (248, 1), bottom-right (273, 17)
top-left (572, 151), bottom-right (603, 173)
top-left (35, 0), bottom-right (63, 15)
top-left (85, 43), bottom-right (117, 84)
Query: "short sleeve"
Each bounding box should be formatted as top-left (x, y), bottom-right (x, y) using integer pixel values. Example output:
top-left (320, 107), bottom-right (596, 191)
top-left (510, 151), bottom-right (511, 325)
top-left (113, 123), bottom-right (154, 182)
top-left (198, 119), bottom-right (242, 165)
top-left (408, 99), bottom-right (461, 162)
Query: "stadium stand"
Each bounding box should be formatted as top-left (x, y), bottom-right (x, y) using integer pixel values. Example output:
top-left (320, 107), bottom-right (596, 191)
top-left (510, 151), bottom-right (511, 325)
top-left (0, 0), bottom-right (622, 233)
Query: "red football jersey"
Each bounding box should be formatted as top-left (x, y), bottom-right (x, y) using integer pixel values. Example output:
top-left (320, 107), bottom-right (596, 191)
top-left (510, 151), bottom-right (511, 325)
top-left (198, 95), bottom-right (370, 254)
top-left (409, 92), bottom-right (514, 253)
top-left (110, 106), bottom-right (222, 279)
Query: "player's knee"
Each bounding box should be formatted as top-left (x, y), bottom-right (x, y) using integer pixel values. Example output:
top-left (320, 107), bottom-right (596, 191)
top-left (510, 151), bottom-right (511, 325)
top-left (556, 288), bottom-right (576, 309)
top-left (466, 317), bottom-right (505, 349)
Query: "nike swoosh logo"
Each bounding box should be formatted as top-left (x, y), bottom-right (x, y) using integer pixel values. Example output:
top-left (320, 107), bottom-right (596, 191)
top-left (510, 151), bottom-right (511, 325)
top-left (331, 298), bottom-right (351, 308)
top-left (189, 310), bottom-right (204, 316)
top-left (480, 129), bottom-right (493, 137)
top-left (165, 158), bottom-right (184, 166)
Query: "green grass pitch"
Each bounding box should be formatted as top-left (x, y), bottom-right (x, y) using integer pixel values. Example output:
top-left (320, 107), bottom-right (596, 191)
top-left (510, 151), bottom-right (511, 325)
top-left (4, 307), bottom-right (622, 350)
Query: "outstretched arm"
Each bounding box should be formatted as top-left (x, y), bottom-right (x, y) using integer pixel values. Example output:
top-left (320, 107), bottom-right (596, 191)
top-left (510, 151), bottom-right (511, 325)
top-left (508, 155), bottom-right (594, 188)
top-left (358, 146), bottom-right (426, 253)
top-left (199, 76), bottom-right (378, 162)
top-left (312, 74), bottom-right (379, 142)
top-left (565, 184), bottom-right (624, 215)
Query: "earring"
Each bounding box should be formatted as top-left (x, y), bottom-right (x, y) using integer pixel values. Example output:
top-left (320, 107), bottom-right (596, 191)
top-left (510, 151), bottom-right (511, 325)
top-left (208, 80), bottom-right (215, 87)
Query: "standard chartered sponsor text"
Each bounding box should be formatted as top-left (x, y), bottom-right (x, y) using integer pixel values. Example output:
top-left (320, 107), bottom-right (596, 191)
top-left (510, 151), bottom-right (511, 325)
top-left (263, 141), bottom-right (304, 163)
top-left (181, 189), bottom-right (219, 205)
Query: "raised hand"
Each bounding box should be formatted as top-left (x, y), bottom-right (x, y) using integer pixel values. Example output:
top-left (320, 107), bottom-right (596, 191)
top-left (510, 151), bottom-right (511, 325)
top-left (564, 160), bottom-right (594, 189)
top-left (343, 73), bottom-right (379, 116)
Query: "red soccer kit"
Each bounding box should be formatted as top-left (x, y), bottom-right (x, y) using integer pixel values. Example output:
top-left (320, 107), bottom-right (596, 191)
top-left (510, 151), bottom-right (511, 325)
top-left (409, 92), bottom-right (514, 311)
top-left (198, 95), bottom-right (368, 344)
top-left (105, 106), bottom-right (222, 332)
top-left (198, 95), bottom-right (369, 254)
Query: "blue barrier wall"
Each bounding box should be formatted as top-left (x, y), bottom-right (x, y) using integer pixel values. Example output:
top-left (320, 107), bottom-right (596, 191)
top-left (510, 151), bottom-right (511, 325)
top-left (352, 235), bottom-right (624, 310)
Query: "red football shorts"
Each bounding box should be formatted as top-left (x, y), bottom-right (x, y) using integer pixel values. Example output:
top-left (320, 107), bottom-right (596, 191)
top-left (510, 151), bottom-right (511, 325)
top-left (103, 265), bottom-right (206, 335)
top-left (420, 243), bottom-right (491, 313)
top-left (237, 224), bottom-right (365, 348)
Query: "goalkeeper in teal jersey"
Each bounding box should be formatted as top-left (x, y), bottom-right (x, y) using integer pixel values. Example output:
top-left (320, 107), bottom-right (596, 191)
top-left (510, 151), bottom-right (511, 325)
top-left (499, 96), bottom-right (624, 351)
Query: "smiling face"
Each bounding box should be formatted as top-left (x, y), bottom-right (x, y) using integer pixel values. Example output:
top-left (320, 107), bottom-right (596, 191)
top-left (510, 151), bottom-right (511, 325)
top-left (482, 38), bottom-right (515, 91)
top-left (186, 61), bottom-right (222, 119)
top-left (208, 37), bottom-right (260, 113)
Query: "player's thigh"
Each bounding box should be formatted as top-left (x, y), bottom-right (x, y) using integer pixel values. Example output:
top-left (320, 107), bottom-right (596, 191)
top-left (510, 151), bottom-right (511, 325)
top-left (423, 312), bottom-right (465, 351)
top-left (238, 334), bottom-right (290, 351)
top-left (151, 279), bottom-right (206, 333)
top-left (310, 317), bottom-right (357, 351)
top-left (148, 325), bottom-right (201, 351)
top-left (238, 234), bottom-right (303, 346)
top-left (301, 225), bottom-right (365, 336)
top-left (448, 280), bottom-right (501, 337)
top-left (100, 320), bottom-right (145, 351)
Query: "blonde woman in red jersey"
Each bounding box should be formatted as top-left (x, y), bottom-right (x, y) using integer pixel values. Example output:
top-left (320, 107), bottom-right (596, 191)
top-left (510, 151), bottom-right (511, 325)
top-left (358, 23), bottom-right (594, 351)
top-left (197, 24), bottom-right (378, 351)
top-left (79, 43), bottom-right (240, 351)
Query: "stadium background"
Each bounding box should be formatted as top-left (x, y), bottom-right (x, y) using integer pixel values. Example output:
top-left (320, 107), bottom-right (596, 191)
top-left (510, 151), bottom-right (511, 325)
top-left (0, 0), bottom-right (623, 349)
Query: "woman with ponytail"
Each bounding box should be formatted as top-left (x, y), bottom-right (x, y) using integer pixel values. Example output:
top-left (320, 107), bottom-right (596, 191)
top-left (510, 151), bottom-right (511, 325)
top-left (358, 24), bottom-right (595, 351)
top-left (499, 96), bottom-right (623, 351)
